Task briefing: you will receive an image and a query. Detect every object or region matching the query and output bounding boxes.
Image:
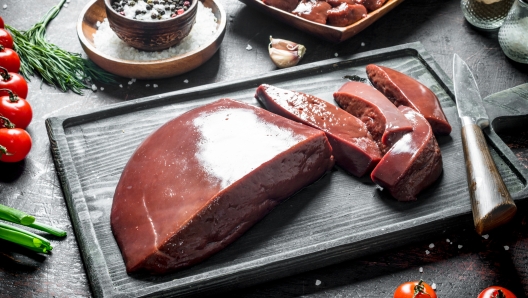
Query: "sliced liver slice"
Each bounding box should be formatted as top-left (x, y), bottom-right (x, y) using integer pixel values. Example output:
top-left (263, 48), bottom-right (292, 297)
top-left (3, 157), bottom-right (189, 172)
top-left (263, 0), bottom-right (299, 12)
top-left (255, 84), bottom-right (381, 177)
top-left (362, 0), bottom-right (387, 11)
top-left (293, 0), bottom-right (332, 24)
top-left (111, 99), bottom-right (334, 274)
top-left (327, 3), bottom-right (367, 27)
top-left (371, 106), bottom-right (443, 201)
top-left (334, 81), bottom-right (413, 154)
top-left (366, 64), bottom-right (452, 135)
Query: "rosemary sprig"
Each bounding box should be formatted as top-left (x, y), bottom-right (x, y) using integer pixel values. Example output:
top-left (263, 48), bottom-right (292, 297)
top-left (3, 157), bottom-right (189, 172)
top-left (6, 0), bottom-right (116, 94)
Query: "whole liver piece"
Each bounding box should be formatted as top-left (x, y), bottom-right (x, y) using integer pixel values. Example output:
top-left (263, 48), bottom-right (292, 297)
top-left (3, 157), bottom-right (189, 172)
top-left (327, 3), bottom-right (367, 27)
top-left (366, 64), bottom-right (452, 135)
top-left (334, 81), bottom-right (413, 154)
top-left (292, 0), bottom-right (332, 24)
top-left (255, 84), bottom-right (381, 177)
top-left (371, 106), bottom-right (443, 201)
top-left (111, 98), bottom-right (334, 274)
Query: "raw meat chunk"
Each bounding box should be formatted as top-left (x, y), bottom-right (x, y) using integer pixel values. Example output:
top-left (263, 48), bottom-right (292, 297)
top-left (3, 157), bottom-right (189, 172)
top-left (263, 0), bottom-right (299, 12)
top-left (362, 0), bottom-right (387, 11)
top-left (293, 0), bottom-right (332, 24)
top-left (366, 64), bottom-right (452, 135)
top-left (256, 84), bottom-right (381, 177)
top-left (326, 0), bottom-right (364, 7)
top-left (334, 81), bottom-right (413, 153)
top-left (327, 3), bottom-right (367, 27)
top-left (111, 99), bottom-right (334, 274)
top-left (371, 106), bottom-right (443, 201)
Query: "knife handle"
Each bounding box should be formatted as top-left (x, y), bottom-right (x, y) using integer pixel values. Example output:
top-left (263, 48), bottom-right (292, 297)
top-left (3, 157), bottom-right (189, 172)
top-left (460, 116), bottom-right (517, 235)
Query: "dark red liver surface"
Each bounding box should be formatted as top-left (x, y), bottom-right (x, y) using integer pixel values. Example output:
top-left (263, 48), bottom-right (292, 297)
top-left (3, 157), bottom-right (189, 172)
top-left (111, 99), bottom-right (334, 274)
top-left (292, 0), bottom-right (332, 24)
top-left (327, 3), bottom-right (367, 27)
top-left (366, 64), bottom-right (452, 135)
top-left (334, 81), bottom-right (413, 154)
top-left (362, 0), bottom-right (387, 11)
top-left (371, 106), bottom-right (443, 201)
top-left (263, 0), bottom-right (299, 12)
top-left (255, 84), bottom-right (381, 177)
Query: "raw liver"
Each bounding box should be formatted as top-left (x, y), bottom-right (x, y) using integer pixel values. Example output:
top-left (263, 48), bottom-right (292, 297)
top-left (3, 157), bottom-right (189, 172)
top-left (263, 0), bottom-right (299, 12)
top-left (111, 99), bottom-right (334, 274)
top-left (326, 0), bottom-right (364, 6)
top-left (371, 106), bottom-right (443, 201)
top-left (255, 84), bottom-right (381, 177)
top-left (334, 81), bottom-right (413, 154)
top-left (362, 0), bottom-right (387, 11)
top-left (293, 0), bottom-right (332, 24)
top-left (327, 3), bottom-right (367, 27)
top-left (366, 64), bottom-right (452, 135)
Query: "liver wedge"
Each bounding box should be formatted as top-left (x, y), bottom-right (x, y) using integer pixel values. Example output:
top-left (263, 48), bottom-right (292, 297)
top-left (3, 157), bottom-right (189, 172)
top-left (255, 84), bottom-right (381, 177)
top-left (111, 98), bottom-right (334, 274)
top-left (334, 81), bottom-right (413, 154)
top-left (366, 64), bottom-right (452, 135)
top-left (371, 106), bottom-right (443, 201)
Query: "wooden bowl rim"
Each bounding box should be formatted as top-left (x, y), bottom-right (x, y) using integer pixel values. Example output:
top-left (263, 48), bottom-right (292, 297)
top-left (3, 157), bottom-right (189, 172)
top-left (77, 0), bottom-right (227, 67)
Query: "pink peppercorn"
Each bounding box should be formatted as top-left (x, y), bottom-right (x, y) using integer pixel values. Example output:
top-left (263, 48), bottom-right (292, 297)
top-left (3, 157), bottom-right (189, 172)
top-left (177, 8), bottom-right (184, 15)
top-left (184, 1), bottom-right (190, 5)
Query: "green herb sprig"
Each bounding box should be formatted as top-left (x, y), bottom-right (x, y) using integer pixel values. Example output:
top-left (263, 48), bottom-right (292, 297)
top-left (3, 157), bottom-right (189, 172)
top-left (6, 0), bottom-right (116, 94)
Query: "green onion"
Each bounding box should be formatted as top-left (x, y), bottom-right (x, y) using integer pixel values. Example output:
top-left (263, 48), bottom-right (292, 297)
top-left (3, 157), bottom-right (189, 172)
top-left (5, 0), bottom-right (116, 95)
top-left (29, 221), bottom-right (67, 237)
top-left (0, 222), bottom-right (52, 253)
top-left (0, 204), bottom-right (35, 226)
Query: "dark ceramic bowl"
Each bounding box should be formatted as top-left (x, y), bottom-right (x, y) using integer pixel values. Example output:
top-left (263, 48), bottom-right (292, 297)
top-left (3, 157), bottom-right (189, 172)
top-left (104, 0), bottom-right (198, 51)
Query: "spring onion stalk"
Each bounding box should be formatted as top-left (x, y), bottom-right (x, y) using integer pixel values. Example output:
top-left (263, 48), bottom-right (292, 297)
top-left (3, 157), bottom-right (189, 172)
top-left (0, 204), bottom-right (35, 226)
top-left (5, 0), bottom-right (116, 95)
top-left (29, 222), bottom-right (67, 237)
top-left (0, 222), bottom-right (52, 253)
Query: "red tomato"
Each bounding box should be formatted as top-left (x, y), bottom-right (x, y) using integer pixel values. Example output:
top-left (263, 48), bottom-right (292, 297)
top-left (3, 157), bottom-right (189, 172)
top-left (478, 286), bottom-right (517, 298)
top-left (0, 46), bottom-right (20, 73)
top-left (394, 280), bottom-right (437, 298)
top-left (0, 89), bottom-right (32, 129)
top-left (0, 28), bottom-right (13, 48)
top-left (0, 17), bottom-right (4, 29)
top-left (0, 127), bottom-right (32, 163)
top-left (0, 66), bottom-right (27, 98)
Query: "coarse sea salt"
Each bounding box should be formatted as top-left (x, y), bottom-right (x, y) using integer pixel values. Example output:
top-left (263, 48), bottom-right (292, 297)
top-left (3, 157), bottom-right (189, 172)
top-left (93, 1), bottom-right (217, 61)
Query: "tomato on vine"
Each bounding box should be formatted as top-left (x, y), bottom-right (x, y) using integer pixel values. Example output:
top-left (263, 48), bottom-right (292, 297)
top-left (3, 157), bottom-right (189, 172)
top-left (0, 116), bottom-right (31, 163)
top-left (394, 280), bottom-right (436, 298)
top-left (0, 45), bottom-right (20, 73)
top-left (0, 66), bottom-right (28, 99)
top-left (478, 286), bottom-right (517, 298)
top-left (0, 28), bottom-right (13, 48)
top-left (0, 89), bottom-right (32, 129)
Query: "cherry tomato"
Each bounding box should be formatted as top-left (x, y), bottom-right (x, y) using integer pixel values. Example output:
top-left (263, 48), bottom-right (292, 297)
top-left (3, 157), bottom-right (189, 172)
top-left (0, 28), bottom-right (13, 48)
top-left (394, 280), bottom-right (437, 298)
top-left (0, 17), bottom-right (4, 29)
top-left (0, 127), bottom-right (32, 163)
top-left (0, 89), bottom-right (32, 129)
top-left (0, 46), bottom-right (20, 73)
top-left (0, 66), bottom-right (27, 99)
top-left (478, 286), bottom-right (517, 298)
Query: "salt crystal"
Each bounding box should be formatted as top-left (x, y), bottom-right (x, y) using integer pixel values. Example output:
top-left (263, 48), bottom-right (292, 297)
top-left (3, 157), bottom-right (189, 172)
top-left (425, 250), bottom-right (430, 255)
top-left (91, 84), bottom-right (97, 91)
top-left (100, 87), bottom-right (104, 91)
top-left (458, 245), bottom-right (463, 249)
top-left (64, 4), bottom-right (68, 7)
top-left (315, 279), bottom-right (321, 286)
top-left (429, 243), bottom-right (434, 249)
top-left (128, 81), bottom-right (133, 85)
top-left (246, 44), bottom-right (253, 51)
top-left (153, 84), bottom-right (158, 88)
top-left (504, 245), bottom-right (510, 251)
top-left (119, 84), bottom-right (123, 88)
top-left (2, 4), bottom-right (6, 9)
top-left (146, 84), bottom-right (150, 87)
top-left (132, 78), bottom-right (136, 82)
top-left (184, 79), bottom-right (189, 83)
top-left (67, 0), bottom-right (71, 2)
top-left (419, 267), bottom-right (423, 273)
top-left (446, 238), bottom-right (450, 243)
top-left (432, 283), bottom-right (437, 290)
top-left (334, 53), bottom-right (338, 57)
top-left (361, 42), bottom-right (365, 46)
top-left (482, 234), bottom-right (489, 239)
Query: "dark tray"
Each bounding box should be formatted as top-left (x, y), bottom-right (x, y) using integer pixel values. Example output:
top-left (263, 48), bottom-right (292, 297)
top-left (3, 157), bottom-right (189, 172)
top-left (45, 42), bottom-right (528, 298)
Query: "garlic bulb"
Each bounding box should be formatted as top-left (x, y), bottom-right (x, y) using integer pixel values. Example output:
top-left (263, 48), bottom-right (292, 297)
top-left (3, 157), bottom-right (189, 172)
top-left (268, 36), bottom-right (306, 69)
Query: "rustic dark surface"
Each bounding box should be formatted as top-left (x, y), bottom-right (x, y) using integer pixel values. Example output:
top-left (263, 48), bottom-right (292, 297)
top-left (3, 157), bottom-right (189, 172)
top-left (1, 0), bottom-right (528, 297)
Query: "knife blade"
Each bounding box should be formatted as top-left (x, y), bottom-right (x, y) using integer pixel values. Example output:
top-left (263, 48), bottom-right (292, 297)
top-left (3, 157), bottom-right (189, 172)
top-left (453, 53), bottom-right (517, 235)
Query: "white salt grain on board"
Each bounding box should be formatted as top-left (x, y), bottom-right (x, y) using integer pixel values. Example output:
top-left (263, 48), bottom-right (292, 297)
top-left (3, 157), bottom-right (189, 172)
top-left (93, 2), bottom-right (218, 61)
top-left (315, 279), bottom-right (321, 286)
top-left (153, 84), bottom-right (158, 88)
top-left (184, 79), bottom-right (189, 83)
top-left (64, 3), bottom-right (68, 7)
top-left (146, 84), bottom-right (150, 87)
top-left (119, 84), bottom-right (123, 88)
top-left (361, 42), bottom-right (365, 46)
top-left (246, 44), bottom-right (253, 51)
top-left (419, 267), bottom-right (423, 273)
top-left (504, 245), bottom-right (510, 250)
top-left (2, 4), bottom-right (6, 9)
top-left (100, 87), bottom-right (104, 91)
top-left (429, 243), bottom-right (434, 249)
top-left (446, 238), bottom-right (450, 243)
top-left (432, 283), bottom-right (437, 290)
top-left (458, 245), bottom-right (463, 249)
top-left (425, 250), bottom-right (430, 255)
top-left (334, 53), bottom-right (338, 57)
top-left (128, 81), bottom-right (133, 85)
top-left (91, 84), bottom-right (97, 91)
top-left (482, 234), bottom-right (489, 239)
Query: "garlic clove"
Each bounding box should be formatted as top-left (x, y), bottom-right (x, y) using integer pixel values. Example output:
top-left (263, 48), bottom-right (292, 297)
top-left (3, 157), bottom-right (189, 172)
top-left (269, 36), bottom-right (306, 68)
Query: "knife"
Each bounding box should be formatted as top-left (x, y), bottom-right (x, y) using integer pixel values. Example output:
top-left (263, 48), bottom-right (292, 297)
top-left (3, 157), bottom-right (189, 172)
top-left (453, 54), bottom-right (517, 235)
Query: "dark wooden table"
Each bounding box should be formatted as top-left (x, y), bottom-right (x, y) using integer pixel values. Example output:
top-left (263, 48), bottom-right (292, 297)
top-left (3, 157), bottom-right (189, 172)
top-left (1, 0), bottom-right (528, 297)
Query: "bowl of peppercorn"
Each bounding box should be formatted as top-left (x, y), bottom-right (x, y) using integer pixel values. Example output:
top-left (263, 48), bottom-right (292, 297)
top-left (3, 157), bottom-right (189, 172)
top-left (104, 0), bottom-right (198, 51)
